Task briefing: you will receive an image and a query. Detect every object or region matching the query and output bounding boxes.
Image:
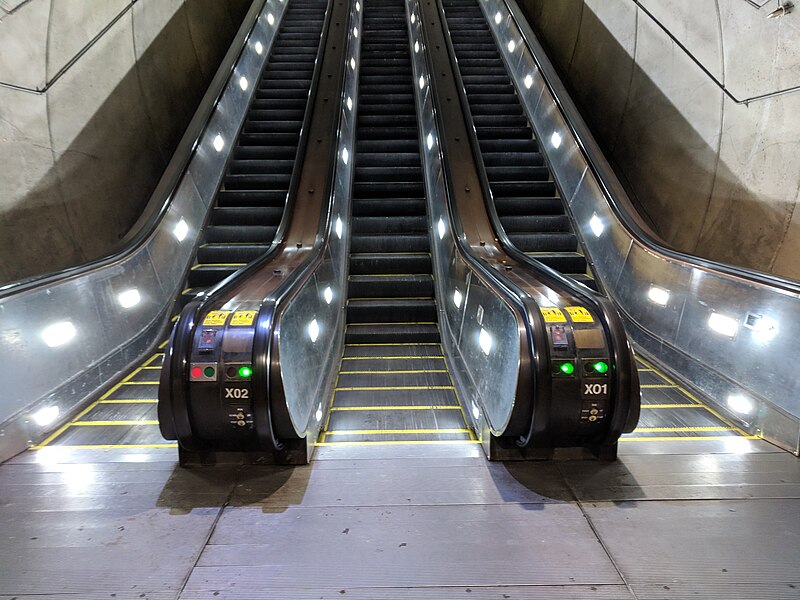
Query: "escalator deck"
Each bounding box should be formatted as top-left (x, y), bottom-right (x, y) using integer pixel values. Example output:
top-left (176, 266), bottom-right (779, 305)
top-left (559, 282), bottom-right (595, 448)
top-left (441, 0), bottom-right (595, 289)
top-left (319, 0), bottom-right (475, 448)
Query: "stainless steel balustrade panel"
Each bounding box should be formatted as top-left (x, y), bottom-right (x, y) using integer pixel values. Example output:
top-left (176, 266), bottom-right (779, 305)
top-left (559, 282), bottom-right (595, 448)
top-left (0, 0), bottom-right (289, 461)
top-left (479, 0), bottom-right (800, 452)
top-left (277, 0), bottom-right (361, 435)
top-left (406, 0), bottom-right (521, 434)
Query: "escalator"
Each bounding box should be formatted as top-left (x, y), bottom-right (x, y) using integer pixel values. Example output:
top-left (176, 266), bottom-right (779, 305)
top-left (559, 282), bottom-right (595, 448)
top-left (437, 0), bottom-right (747, 446)
top-left (440, 0), bottom-right (595, 290)
top-left (30, 0), bottom-right (332, 452)
top-left (184, 0), bottom-right (328, 303)
top-left (320, 0), bottom-right (474, 446)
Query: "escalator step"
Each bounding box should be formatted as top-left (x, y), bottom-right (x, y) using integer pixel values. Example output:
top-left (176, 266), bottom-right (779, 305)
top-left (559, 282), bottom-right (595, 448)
top-left (349, 253), bottom-right (431, 275)
top-left (348, 274), bottom-right (434, 298)
top-left (347, 299), bottom-right (437, 323)
top-left (345, 324), bottom-right (440, 344)
top-left (197, 244), bottom-right (271, 264)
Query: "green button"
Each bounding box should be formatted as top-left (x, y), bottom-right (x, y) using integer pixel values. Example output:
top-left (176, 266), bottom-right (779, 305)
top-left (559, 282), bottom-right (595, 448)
top-left (203, 366), bottom-right (215, 377)
top-left (559, 362), bottom-right (575, 375)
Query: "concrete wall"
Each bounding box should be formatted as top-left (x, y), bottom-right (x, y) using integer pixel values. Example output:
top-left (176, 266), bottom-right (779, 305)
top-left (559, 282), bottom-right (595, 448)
top-left (0, 0), bottom-right (252, 285)
top-left (520, 0), bottom-right (800, 280)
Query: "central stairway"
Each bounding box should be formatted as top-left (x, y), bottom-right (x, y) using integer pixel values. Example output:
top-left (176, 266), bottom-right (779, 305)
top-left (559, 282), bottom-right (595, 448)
top-left (320, 0), bottom-right (474, 447)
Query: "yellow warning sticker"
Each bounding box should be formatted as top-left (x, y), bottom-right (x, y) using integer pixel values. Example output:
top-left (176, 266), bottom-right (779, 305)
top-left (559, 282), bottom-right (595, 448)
top-left (540, 308), bottom-right (567, 323)
top-left (566, 306), bottom-right (594, 323)
top-left (203, 311), bottom-right (231, 326)
top-left (230, 310), bottom-right (257, 326)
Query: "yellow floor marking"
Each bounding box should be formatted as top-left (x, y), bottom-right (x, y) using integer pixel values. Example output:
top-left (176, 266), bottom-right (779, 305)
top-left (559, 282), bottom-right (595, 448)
top-left (158, 340), bottom-right (169, 349)
top-left (316, 440), bottom-right (481, 447)
top-left (121, 367), bottom-right (142, 383)
top-left (637, 368), bottom-right (656, 373)
top-left (640, 384), bottom-right (678, 389)
top-left (142, 366), bottom-right (162, 370)
top-left (346, 342), bottom-right (440, 347)
top-left (31, 400), bottom-right (102, 449)
top-left (621, 435), bottom-right (760, 443)
top-left (170, 315), bottom-right (179, 322)
top-left (71, 420), bottom-right (159, 426)
top-left (641, 404), bottom-right (704, 409)
top-left (120, 381), bottom-right (158, 386)
top-left (34, 443), bottom-right (178, 450)
top-left (34, 346), bottom-right (170, 449)
top-left (326, 428), bottom-right (471, 436)
top-left (339, 369), bottom-right (448, 375)
top-left (142, 353), bottom-right (164, 367)
top-left (634, 426), bottom-right (735, 432)
top-left (335, 385), bottom-right (454, 391)
top-left (636, 355), bottom-right (750, 436)
top-left (439, 342), bottom-right (478, 442)
top-left (98, 399), bottom-right (158, 404)
top-left (330, 405), bottom-right (461, 411)
top-left (342, 355), bottom-right (445, 360)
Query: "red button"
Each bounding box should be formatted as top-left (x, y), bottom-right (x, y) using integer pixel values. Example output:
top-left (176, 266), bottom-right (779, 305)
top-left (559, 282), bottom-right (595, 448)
top-left (191, 366), bottom-right (203, 379)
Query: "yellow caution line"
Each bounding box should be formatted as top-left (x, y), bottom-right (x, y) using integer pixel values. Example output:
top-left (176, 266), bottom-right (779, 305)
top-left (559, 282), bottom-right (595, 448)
top-left (636, 355), bottom-right (750, 436)
top-left (342, 355), bottom-right (446, 360)
top-left (346, 343), bottom-right (440, 347)
top-left (339, 370), bottom-right (448, 375)
top-left (641, 403), bottom-right (704, 409)
top-left (33, 348), bottom-right (169, 449)
top-left (316, 440), bottom-right (481, 447)
top-left (641, 384), bottom-right (678, 389)
top-left (30, 400), bottom-right (104, 449)
top-left (637, 368), bottom-right (656, 373)
top-left (142, 353), bottom-right (165, 367)
top-left (335, 386), bottom-right (454, 391)
top-left (326, 428), bottom-right (471, 436)
top-left (142, 366), bottom-right (162, 370)
top-left (634, 426), bottom-right (735, 432)
top-left (621, 435), bottom-right (760, 442)
top-left (439, 342), bottom-right (478, 442)
top-left (330, 405), bottom-right (461, 411)
top-left (71, 420), bottom-right (159, 426)
top-left (120, 381), bottom-right (159, 386)
top-left (34, 443), bottom-right (178, 450)
top-left (158, 339), bottom-right (169, 349)
top-left (99, 399), bottom-right (158, 404)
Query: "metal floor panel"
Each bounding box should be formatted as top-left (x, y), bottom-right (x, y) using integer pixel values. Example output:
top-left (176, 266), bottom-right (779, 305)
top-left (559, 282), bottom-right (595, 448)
top-left (198, 503), bottom-right (623, 585)
top-left (584, 499), bottom-right (800, 588)
top-left (177, 585), bottom-right (636, 600)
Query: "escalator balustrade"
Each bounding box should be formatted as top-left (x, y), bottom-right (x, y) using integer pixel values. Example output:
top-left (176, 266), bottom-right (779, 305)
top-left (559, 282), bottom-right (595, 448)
top-left (441, 0), bottom-right (595, 289)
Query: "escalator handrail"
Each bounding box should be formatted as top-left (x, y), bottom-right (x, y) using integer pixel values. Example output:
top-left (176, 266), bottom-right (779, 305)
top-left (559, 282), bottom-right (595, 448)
top-left (502, 0), bottom-right (800, 297)
top-left (434, 0), bottom-right (639, 440)
top-left (166, 0), bottom-right (341, 452)
top-left (416, 0), bottom-right (544, 439)
top-left (0, 0), bottom-right (269, 298)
